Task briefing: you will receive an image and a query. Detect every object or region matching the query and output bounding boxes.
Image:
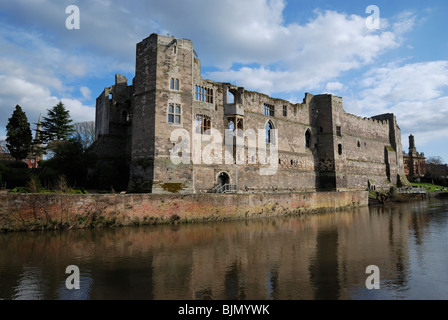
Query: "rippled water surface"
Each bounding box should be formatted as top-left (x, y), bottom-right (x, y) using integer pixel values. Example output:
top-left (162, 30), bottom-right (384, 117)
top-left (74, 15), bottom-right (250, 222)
top-left (1, 199), bottom-right (448, 300)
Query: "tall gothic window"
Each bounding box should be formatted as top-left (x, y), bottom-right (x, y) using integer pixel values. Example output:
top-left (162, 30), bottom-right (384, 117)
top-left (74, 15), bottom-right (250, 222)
top-left (305, 129), bottom-right (311, 148)
top-left (195, 114), bottom-right (211, 134)
top-left (266, 121), bottom-right (275, 143)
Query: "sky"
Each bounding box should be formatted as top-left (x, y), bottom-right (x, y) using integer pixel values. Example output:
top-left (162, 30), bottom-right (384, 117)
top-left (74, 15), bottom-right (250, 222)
top-left (0, 0), bottom-right (447, 162)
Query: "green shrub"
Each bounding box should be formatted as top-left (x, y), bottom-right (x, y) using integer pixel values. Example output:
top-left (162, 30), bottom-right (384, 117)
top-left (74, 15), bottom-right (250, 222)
top-left (11, 187), bottom-right (28, 193)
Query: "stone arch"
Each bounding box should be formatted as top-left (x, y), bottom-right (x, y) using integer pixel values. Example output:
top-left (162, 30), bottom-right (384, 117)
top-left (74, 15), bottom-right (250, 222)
top-left (305, 129), bottom-right (311, 148)
top-left (265, 120), bottom-right (275, 144)
top-left (217, 171), bottom-right (230, 187)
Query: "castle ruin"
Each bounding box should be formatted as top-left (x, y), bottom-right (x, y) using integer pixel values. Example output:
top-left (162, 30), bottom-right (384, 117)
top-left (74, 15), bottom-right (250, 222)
top-left (92, 33), bottom-right (408, 194)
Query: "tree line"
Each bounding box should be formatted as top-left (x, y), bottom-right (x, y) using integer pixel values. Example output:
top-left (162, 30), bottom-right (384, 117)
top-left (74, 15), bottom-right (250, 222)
top-left (1, 102), bottom-right (95, 191)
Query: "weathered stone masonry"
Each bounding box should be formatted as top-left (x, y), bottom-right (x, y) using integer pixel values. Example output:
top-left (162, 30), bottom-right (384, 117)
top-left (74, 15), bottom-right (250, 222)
top-left (0, 191), bottom-right (368, 232)
top-left (92, 33), bottom-right (408, 194)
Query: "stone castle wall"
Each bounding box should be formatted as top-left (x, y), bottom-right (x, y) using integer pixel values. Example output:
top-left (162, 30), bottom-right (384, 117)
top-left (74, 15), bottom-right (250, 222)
top-left (92, 33), bottom-right (407, 194)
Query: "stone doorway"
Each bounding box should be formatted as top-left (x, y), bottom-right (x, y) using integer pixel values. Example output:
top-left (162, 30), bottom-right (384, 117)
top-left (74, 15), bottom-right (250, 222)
top-left (217, 172), bottom-right (230, 187)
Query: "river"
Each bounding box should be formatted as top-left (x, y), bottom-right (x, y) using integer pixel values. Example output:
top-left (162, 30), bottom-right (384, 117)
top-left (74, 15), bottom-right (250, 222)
top-left (1, 198), bottom-right (448, 300)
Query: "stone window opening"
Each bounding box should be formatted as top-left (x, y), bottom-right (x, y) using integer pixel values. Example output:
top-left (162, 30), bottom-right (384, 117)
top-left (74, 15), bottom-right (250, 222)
top-left (265, 120), bottom-right (275, 144)
top-left (227, 117), bottom-right (244, 137)
top-left (283, 105), bottom-right (287, 117)
top-left (195, 85), bottom-right (213, 103)
top-left (305, 129), bottom-right (311, 148)
top-left (357, 140), bottom-right (361, 148)
top-left (217, 172), bottom-right (230, 187)
top-left (170, 78), bottom-right (180, 90)
top-left (168, 103), bottom-right (181, 124)
top-left (338, 144), bottom-right (343, 155)
top-left (336, 126), bottom-right (342, 137)
top-left (227, 91), bottom-right (235, 104)
top-left (195, 114), bottom-right (211, 134)
top-left (228, 119), bottom-right (235, 134)
top-left (264, 103), bottom-right (275, 117)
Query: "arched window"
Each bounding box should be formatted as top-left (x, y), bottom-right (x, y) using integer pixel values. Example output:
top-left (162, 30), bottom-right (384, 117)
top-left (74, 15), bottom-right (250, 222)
top-left (265, 121), bottom-right (275, 144)
top-left (305, 129), bottom-right (311, 148)
top-left (228, 91), bottom-right (235, 104)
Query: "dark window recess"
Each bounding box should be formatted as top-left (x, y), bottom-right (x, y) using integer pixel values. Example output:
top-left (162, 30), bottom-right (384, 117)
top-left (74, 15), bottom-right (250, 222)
top-left (336, 126), bottom-right (342, 137)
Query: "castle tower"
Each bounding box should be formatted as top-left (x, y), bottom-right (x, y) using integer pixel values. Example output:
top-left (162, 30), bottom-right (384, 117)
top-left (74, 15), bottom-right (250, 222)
top-left (128, 34), bottom-right (195, 193)
top-left (408, 134), bottom-right (417, 157)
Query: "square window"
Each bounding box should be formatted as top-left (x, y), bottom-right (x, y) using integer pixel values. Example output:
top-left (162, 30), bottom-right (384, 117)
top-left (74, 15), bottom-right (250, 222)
top-left (168, 104), bottom-right (181, 124)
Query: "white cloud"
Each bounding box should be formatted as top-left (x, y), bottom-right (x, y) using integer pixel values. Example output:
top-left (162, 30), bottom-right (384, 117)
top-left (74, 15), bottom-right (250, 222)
top-left (356, 61), bottom-right (448, 114)
top-left (348, 61), bottom-right (448, 159)
top-left (204, 9), bottom-right (407, 95)
top-left (0, 75), bottom-right (94, 131)
top-left (80, 87), bottom-right (92, 100)
top-left (325, 82), bottom-right (344, 94)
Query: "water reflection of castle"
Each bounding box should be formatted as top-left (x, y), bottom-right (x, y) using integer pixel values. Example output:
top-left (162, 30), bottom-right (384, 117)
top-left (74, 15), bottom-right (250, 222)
top-left (1, 202), bottom-right (433, 300)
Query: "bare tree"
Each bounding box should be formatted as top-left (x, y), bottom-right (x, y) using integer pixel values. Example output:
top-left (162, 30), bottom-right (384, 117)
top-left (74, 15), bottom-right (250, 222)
top-left (425, 156), bottom-right (445, 185)
top-left (72, 121), bottom-right (95, 151)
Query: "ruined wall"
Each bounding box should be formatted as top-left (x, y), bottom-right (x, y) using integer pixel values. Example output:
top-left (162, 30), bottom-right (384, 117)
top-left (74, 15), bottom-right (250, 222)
top-left (91, 74), bottom-right (133, 172)
top-left (94, 33), bottom-right (406, 194)
top-left (337, 112), bottom-right (394, 190)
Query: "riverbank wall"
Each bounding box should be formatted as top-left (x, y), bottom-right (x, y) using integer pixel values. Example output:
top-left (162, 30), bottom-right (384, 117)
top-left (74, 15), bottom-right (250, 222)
top-left (0, 191), bottom-right (368, 232)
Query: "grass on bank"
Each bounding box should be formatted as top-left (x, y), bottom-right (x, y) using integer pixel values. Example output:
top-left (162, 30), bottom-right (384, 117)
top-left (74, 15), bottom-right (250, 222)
top-left (411, 182), bottom-right (448, 192)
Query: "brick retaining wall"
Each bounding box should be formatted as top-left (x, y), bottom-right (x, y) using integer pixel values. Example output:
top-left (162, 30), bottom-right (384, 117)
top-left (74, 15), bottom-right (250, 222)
top-left (0, 191), bottom-right (368, 232)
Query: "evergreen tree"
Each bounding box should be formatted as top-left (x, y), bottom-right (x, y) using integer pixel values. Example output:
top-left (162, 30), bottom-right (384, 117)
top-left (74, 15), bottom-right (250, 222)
top-left (41, 101), bottom-right (74, 143)
top-left (6, 105), bottom-right (33, 161)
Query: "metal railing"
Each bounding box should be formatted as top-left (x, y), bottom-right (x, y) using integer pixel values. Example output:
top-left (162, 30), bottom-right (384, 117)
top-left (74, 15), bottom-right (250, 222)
top-left (212, 184), bottom-right (237, 194)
